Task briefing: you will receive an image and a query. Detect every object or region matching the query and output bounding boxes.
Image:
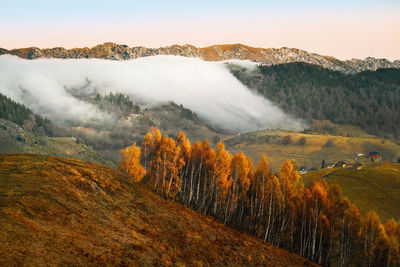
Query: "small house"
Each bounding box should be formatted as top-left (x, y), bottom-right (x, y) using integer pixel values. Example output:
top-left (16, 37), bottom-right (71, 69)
top-left (369, 152), bottom-right (381, 162)
top-left (334, 161), bottom-right (346, 168)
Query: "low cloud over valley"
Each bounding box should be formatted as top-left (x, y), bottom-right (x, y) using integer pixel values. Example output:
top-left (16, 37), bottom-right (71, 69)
top-left (0, 55), bottom-right (303, 132)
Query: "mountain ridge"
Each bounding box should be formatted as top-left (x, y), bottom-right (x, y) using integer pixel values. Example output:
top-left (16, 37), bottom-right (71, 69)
top-left (1, 42), bottom-right (399, 74)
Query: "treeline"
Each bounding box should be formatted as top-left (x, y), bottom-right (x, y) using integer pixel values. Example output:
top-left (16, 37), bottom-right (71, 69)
top-left (169, 101), bottom-right (202, 124)
top-left (119, 128), bottom-right (400, 266)
top-left (230, 63), bottom-right (400, 140)
top-left (91, 92), bottom-right (140, 118)
top-left (0, 93), bottom-right (64, 136)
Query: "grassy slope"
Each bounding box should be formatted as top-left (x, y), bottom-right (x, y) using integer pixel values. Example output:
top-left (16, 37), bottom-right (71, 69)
top-left (224, 130), bottom-right (400, 172)
top-left (301, 163), bottom-right (400, 221)
top-left (0, 154), bottom-right (316, 266)
top-left (0, 119), bottom-right (113, 167)
top-left (75, 102), bottom-right (230, 165)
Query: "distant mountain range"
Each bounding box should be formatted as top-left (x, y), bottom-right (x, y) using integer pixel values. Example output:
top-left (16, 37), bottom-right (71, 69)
top-left (1, 42), bottom-right (399, 74)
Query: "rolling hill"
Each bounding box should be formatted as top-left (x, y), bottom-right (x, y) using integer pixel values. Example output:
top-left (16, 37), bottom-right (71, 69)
top-left (301, 163), bottom-right (400, 221)
top-left (224, 129), bottom-right (400, 172)
top-left (0, 154), bottom-right (316, 266)
top-left (0, 91), bottom-right (229, 166)
top-left (0, 118), bottom-right (111, 167)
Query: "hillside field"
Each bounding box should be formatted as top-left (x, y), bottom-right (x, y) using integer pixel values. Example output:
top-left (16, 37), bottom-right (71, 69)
top-left (301, 163), bottom-right (400, 221)
top-left (224, 130), bottom-right (400, 172)
top-left (0, 154), bottom-right (315, 266)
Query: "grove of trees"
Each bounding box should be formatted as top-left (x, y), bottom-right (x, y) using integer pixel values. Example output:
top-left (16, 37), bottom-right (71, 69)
top-left (91, 92), bottom-right (140, 118)
top-left (119, 128), bottom-right (400, 266)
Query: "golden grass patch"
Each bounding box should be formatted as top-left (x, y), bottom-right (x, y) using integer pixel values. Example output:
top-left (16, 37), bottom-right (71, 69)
top-left (0, 154), bottom-right (317, 267)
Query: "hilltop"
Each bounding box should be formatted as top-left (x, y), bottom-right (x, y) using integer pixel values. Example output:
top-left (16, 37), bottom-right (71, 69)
top-left (0, 154), bottom-right (315, 266)
top-left (1, 42), bottom-right (399, 73)
top-left (301, 163), bottom-right (400, 221)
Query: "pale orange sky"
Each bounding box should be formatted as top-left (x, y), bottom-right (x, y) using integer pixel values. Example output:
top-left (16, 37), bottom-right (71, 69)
top-left (1, 0), bottom-right (399, 60)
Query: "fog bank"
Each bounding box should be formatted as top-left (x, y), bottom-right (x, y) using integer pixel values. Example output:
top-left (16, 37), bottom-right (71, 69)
top-left (0, 55), bottom-right (303, 132)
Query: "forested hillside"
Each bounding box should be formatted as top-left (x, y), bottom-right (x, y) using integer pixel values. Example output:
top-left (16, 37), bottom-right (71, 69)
top-left (0, 93), bottom-right (64, 137)
top-left (90, 92), bottom-right (140, 118)
top-left (230, 63), bottom-right (400, 140)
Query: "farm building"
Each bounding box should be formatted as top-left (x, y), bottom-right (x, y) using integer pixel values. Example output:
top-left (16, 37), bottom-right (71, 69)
top-left (369, 152), bottom-right (381, 162)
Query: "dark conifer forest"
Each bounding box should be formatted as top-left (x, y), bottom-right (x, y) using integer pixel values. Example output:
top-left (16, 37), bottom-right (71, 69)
top-left (230, 64), bottom-right (400, 140)
top-left (0, 93), bottom-right (63, 136)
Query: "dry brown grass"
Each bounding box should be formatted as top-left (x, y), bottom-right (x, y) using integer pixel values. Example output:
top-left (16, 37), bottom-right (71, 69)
top-left (0, 154), bottom-right (317, 266)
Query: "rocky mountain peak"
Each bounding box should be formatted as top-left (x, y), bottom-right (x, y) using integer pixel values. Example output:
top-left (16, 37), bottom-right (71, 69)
top-left (1, 43), bottom-right (399, 74)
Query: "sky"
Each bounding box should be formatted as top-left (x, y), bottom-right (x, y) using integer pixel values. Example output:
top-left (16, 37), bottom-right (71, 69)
top-left (1, 0), bottom-right (399, 60)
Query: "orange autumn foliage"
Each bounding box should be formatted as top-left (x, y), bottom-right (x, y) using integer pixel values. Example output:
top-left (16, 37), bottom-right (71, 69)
top-left (118, 143), bottom-right (145, 182)
top-left (149, 135), bottom-right (184, 198)
top-left (124, 128), bottom-right (400, 266)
